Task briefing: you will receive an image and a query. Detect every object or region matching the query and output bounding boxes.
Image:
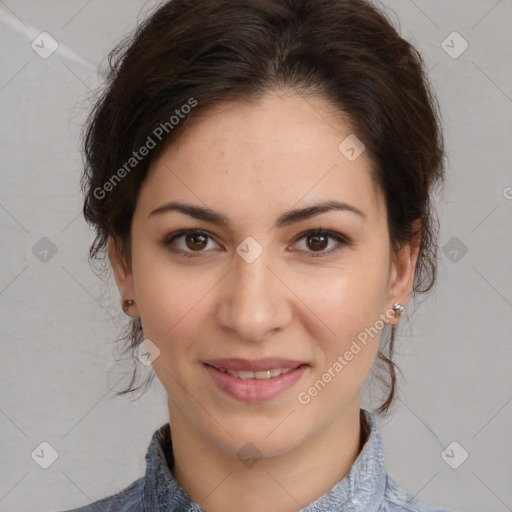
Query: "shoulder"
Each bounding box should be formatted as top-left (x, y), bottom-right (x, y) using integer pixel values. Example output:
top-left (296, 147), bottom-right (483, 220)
top-left (381, 474), bottom-right (456, 512)
top-left (56, 477), bottom-right (144, 512)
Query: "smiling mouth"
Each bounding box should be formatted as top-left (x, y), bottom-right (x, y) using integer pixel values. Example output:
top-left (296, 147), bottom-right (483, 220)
top-left (203, 357), bottom-right (309, 375)
top-left (209, 366), bottom-right (304, 379)
top-left (203, 361), bottom-right (310, 403)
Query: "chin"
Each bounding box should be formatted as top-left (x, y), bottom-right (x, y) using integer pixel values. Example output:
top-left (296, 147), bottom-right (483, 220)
top-left (210, 412), bottom-right (310, 459)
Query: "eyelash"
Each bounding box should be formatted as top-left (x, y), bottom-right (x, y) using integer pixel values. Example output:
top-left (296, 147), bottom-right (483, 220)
top-left (162, 229), bottom-right (350, 259)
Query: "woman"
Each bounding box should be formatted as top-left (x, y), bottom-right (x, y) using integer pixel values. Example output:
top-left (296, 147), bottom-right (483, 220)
top-left (63, 0), bottom-right (452, 510)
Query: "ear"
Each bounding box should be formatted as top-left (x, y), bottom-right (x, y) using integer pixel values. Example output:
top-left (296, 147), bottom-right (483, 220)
top-left (385, 219), bottom-right (421, 325)
top-left (108, 235), bottom-right (139, 317)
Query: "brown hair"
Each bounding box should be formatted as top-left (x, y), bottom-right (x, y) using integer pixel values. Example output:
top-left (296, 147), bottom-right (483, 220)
top-left (81, 0), bottom-right (445, 416)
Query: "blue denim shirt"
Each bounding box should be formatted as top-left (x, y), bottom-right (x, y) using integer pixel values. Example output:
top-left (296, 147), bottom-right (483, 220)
top-left (59, 409), bottom-right (453, 512)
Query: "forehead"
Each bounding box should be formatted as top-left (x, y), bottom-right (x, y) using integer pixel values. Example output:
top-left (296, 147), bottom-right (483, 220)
top-left (138, 90), bottom-right (384, 222)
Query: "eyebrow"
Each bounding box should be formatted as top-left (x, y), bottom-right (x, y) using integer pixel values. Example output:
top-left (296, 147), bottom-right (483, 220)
top-left (149, 199), bottom-right (366, 227)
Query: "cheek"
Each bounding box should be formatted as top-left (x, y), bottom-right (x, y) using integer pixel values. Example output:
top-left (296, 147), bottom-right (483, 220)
top-left (300, 274), bottom-right (387, 407)
top-left (131, 245), bottom-right (223, 364)
top-left (136, 273), bottom-right (206, 344)
top-left (299, 257), bottom-right (390, 335)
top-left (296, 253), bottom-right (390, 380)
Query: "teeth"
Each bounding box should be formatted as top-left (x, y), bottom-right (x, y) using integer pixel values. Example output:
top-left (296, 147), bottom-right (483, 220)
top-left (219, 367), bottom-right (294, 379)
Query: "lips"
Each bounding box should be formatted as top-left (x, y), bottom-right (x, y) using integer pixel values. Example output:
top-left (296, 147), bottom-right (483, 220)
top-left (203, 357), bottom-right (308, 372)
top-left (204, 362), bottom-right (309, 403)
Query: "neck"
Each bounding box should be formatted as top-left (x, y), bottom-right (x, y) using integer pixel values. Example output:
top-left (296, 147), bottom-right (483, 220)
top-left (168, 401), bottom-right (365, 512)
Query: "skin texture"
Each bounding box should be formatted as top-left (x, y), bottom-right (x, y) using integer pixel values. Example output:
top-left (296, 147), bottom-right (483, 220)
top-left (108, 88), bottom-right (420, 512)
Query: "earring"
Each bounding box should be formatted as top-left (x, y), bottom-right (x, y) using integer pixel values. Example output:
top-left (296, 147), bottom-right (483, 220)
top-left (392, 303), bottom-right (405, 318)
top-left (123, 299), bottom-right (135, 313)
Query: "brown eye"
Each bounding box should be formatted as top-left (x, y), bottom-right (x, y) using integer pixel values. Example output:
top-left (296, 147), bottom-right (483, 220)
top-left (164, 228), bottom-right (349, 259)
top-left (164, 230), bottom-right (220, 256)
top-left (293, 229), bottom-right (349, 258)
top-left (306, 233), bottom-right (329, 252)
top-left (185, 232), bottom-right (208, 251)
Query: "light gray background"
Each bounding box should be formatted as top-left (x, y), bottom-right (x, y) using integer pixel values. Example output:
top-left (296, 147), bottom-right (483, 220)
top-left (1, 1), bottom-right (511, 511)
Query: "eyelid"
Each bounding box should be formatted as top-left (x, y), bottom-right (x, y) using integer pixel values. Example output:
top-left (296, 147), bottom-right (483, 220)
top-left (291, 229), bottom-right (350, 258)
top-left (163, 228), bottom-right (350, 258)
top-left (163, 229), bottom-right (220, 257)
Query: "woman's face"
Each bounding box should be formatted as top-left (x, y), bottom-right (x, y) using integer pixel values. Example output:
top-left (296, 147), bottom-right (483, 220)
top-left (110, 89), bottom-right (416, 458)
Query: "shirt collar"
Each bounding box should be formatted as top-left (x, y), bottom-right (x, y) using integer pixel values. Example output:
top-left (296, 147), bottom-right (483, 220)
top-left (141, 408), bottom-right (386, 512)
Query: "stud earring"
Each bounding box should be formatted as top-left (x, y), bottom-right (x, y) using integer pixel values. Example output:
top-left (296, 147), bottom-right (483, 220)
top-left (392, 303), bottom-right (405, 318)
top-left (123, 299), bottom-right (135, 313)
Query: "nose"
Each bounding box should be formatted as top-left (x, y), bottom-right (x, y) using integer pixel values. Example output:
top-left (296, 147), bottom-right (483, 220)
top-left (215, 248), bottom-right (293, 343)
